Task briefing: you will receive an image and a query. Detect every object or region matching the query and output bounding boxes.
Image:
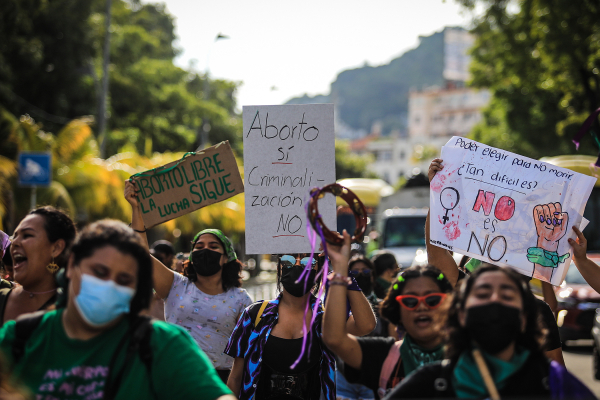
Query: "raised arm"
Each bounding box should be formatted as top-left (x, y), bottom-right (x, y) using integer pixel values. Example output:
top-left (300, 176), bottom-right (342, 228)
top-left (425, 159), bottom-right (460, 286)
top-left (125, 180), bottom-right (175, 299)
top-left (322, 231), bottom-right (364, 369)
top-left (569, 226), bottom-right (600, 294)
top-left (346, 287), bottom-right (376, 336)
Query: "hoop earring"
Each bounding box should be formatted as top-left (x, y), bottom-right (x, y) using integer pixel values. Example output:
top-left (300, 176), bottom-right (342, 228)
top-left (46, 257), bottom-right (59, 274)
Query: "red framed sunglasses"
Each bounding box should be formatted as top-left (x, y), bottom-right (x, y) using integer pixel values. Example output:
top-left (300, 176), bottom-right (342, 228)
top-left (395, 293), bottom-right (447, 311)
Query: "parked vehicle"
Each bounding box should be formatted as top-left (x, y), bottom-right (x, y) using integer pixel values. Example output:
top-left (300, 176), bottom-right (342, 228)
top-left (376, 207), bottom-right (429, 269)
top-left (556, 261), bottom-right (600, 342)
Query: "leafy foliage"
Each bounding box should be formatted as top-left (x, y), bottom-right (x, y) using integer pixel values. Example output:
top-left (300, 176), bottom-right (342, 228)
top-left (335, 140), bottom-right (378, 180)
top-left (459, 0), bottom-right (600, 159)
top-left (0, 0), bottom-right (242, 158)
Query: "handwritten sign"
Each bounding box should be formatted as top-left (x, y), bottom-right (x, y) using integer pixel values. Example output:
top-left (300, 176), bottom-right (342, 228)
top-left (430, 136), bottom-right (596, 285)
top-left (243, 104), bottom-right (336, 254)
top-left (131, 141), bottom-right (244, 229)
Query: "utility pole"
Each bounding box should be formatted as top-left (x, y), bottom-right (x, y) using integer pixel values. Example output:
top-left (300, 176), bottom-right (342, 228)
top-left (198, 33), bottom-right (229, 149)
top-left (98, 0), bottom-right (112, 158)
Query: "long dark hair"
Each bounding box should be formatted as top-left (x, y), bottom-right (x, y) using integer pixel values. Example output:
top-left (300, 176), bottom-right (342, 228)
top-left (183, 242), bottom-right (242, 292)
top-left (380, 265), bottom-right (453, 327)
top-left (29, 206), bottom-right (77, 269)
top-left (372, 252), bottom-right (397, 277)
top-left (348, 255), bottom-right (375, 272)
top-left (445, 264), bottom-right (546, 362)
top-left (63, 220), bottom-right (153, 316)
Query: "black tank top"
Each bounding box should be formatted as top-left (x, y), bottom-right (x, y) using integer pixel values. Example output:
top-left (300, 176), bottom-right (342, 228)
top-left (257, 335), bottom-right (322, 399)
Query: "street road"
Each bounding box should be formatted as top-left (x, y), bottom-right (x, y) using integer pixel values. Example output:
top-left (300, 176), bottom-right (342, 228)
top-left (563, 340), bottom-right (600, 397)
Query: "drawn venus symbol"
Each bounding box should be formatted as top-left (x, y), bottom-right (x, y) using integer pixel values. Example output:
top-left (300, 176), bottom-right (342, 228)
top-left (440, 187), bottom-right (460, 224)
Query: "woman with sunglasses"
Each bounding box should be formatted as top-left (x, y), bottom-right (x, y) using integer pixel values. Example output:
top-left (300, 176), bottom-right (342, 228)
top-left (225, 237), bottom-right (376, 400)
top-left (386, 264), bottom-right (595, 399)
top-left (322, 232), bottom-right (453, 399)
top-left (125, 181), bottom-right (253, 383)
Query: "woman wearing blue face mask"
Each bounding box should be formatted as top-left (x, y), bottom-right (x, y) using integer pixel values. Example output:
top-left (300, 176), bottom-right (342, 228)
top-left (0, 220), bottom-right (236, 400)
top-left (225, 231), bottom-right (377, 400)
top-left (125, 181), bottom-right (253, 384)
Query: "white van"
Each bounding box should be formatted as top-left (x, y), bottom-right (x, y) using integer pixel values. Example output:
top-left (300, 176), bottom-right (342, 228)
top-left (376, 208), bottom-right (429, 269)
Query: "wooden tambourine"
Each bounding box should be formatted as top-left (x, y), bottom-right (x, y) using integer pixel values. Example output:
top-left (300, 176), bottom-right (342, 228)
top-left (307, 183), bottom-right (367, 245)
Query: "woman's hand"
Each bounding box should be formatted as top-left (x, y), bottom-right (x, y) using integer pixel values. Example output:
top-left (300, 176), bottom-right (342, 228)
top-left (428, 158), bottom-right (443, 182)
top-left (568, 226), bottom-right (588, 261)
top-left (324, 230), bottom-right (351, 274)
top-left (124, 180), bottom-right (140, 208)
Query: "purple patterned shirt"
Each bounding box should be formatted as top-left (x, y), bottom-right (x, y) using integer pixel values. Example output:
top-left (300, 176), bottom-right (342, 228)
top-left (224, 294), bottom-right (336, 400)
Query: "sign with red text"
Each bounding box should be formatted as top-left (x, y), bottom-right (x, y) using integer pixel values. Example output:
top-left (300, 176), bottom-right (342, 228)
top-left (243, 104), bottom-right (336, 254)
top-left (430, 137), bottom-right (596, 285)
top-left (130, 141), bottom-right (244, 228)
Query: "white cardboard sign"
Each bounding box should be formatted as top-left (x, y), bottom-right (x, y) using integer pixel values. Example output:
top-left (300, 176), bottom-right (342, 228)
top-left (430, 136), bottom-right (596, 285)
top-left (243, 104), bottom-right (336, 254)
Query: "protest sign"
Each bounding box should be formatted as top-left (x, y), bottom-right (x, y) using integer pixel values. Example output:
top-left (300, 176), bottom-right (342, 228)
top-left (243, 104), bottom-right (336, 254)
top-left (429, 136), bottom-right (596, 285)
top-left (130, 141), bottom-right (244, 229)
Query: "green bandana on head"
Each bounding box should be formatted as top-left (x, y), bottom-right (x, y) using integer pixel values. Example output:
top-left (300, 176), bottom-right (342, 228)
top-left (190, 229), bottom-right (237, 262)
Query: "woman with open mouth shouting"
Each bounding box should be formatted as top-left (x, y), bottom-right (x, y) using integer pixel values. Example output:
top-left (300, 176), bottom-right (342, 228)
top-left (3, 206), bottom-right (76, 325)
top-left (322, 246), bottom-right (453, 399)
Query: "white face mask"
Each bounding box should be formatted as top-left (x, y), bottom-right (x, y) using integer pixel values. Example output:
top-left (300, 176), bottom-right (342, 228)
top-left (74, 274), bottom-right (135, 327)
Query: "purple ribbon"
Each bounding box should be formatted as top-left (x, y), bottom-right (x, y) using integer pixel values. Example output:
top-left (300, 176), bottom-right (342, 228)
top-left (290, 191), bottom-right (331, 370)
top-left (572, 107), bottom-right (600, 167)
top-left (0, 231), bottom-right (9, 258)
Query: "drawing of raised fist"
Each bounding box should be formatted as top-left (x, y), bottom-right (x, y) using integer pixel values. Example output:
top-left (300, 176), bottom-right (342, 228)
top-left (528, 202), bottom-right (569, 281)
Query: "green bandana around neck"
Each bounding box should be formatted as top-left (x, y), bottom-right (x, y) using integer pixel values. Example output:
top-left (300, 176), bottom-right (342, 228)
top-left (376, 277), bottom-right (392, 290)
top-left (452, 347), bottom-right (530, 399)
top-left (190, 229), bottom-right (237, 262)
top-left (526, 247), bottom-right (570, 268)
top-left (400, 334), bottom-right (445, 377)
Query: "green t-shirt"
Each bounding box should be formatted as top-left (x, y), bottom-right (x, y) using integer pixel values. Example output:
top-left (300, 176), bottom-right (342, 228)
top-left (0, 309), bottom-right (231, 400)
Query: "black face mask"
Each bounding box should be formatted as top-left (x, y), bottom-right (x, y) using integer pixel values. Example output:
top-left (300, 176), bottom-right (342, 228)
top-left (191, 249), bottom-right (223, 277)
top-left (281, 265), bottom-right (317, 297)
top-left (351, 271), bottom-right (372, 294)
top-left (465, 303), bottom-right (522, 354)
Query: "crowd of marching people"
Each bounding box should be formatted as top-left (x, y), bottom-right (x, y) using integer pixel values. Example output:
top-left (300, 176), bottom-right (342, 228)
top-left (0, 159), bottom-right (599, 399)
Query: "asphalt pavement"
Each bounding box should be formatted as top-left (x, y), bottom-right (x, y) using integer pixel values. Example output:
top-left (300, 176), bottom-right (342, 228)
top-left (564, 340), bottom-right (600, 397)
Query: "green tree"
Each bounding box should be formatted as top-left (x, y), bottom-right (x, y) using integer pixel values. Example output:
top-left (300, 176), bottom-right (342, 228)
top-left (458, 0), bottom-right (600, 159)
top-left (0, 0), bottom-right (242, 159)
top-left (0, 0), bottom-right (96, 134)
top-left (335, 140), bottom-right (378, 180)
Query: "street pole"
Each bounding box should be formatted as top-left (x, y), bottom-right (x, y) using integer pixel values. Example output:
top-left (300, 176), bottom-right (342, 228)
top-left (98, 0), bottom-right (112, 159)
top-left (198, 33), bottom-right (229, 150)
top-left (30, 187), bottom-right (36, 210)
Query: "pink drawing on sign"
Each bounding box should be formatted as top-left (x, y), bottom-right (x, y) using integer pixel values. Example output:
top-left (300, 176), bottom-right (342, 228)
top-left (494, 196), bottom-right (515, 221)
top-left (430, 174), bottom-right (446, 193)
top-left (443, 220), bottom-right (461, 240)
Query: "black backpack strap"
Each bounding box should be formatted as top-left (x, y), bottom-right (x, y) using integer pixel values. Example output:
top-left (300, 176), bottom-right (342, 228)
top-left (103, 316), bottom-right (154, 400)
top-left (12, 310), bottom-right (46, 364)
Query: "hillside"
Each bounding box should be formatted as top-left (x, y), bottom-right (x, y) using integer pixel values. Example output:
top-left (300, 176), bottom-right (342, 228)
top-left (286, 29), bottom-right (446, 135)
